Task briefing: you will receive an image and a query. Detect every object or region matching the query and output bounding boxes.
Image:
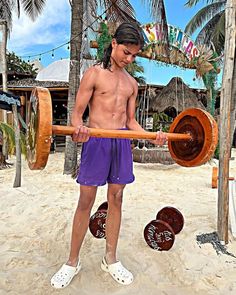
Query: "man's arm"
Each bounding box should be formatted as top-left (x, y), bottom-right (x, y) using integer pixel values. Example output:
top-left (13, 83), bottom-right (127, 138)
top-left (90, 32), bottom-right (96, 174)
top-left (71, 66), bottom-right (97, 142)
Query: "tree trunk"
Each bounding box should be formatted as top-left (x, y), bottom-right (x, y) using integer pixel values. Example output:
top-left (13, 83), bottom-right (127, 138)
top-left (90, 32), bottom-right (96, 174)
top-left (0, 20), bottom-right (8, 163)
top-left (12, 105), bottom-right (21, 187)
top-left (63, 0), bottom-right (83, 175)
top-left (217, 0), bottom-right (236, 243)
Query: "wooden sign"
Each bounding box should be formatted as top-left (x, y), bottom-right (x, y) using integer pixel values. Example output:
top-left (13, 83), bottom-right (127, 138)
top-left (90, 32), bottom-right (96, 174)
top-left (141, 23), bottom-right (200, 68)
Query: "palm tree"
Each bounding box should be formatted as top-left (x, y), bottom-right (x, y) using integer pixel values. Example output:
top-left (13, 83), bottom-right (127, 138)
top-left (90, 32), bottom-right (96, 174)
top-left (185, 0), bottom-right (226, 55)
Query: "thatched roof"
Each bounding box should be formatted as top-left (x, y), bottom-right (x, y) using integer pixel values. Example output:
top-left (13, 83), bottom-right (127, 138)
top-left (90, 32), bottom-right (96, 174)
top-left (149, 77), bottom-right (205, 113)
top-left (4, 78), bottom-right (69, 89)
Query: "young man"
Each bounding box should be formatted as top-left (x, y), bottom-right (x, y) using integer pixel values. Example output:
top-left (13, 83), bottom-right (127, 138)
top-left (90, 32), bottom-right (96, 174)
top-left (51, 22), bottom-right (167, 289)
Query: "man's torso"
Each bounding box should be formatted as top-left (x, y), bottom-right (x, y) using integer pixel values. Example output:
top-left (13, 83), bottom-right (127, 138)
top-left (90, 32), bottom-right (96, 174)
top-left (88, 65), bottom-right (135, 130)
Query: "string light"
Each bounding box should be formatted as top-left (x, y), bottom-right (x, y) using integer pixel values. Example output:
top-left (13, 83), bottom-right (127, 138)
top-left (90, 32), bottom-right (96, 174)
top-left (19, 1), bottom-right (119, 63)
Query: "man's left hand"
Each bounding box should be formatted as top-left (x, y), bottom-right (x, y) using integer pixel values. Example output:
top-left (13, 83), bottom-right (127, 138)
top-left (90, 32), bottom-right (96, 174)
top-left (151, 131), bottom-right (168, 146)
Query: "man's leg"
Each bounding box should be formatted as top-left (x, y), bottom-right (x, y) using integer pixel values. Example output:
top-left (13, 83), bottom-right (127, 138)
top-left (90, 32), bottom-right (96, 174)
top-left (51, 185), bottom-right (97, 289)
top-left (67, 185), bottom-right (98, 266)
top-left (101, 183), bottom-right (133, 285)
top-left (105, 183), bottom-right (125, 264)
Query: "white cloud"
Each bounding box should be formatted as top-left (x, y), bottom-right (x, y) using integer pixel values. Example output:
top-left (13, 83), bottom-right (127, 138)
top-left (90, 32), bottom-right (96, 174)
top-left (8, 0), bottom-right (71, 55)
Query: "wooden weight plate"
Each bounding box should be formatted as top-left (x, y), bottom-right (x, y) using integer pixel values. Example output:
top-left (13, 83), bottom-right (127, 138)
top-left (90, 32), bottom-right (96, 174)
top-left (168, 108), bottom-right (218, 167)
top-left (156, 206), bottom-right (184, 234)
top-left (26, 87), bottom-right (52, 170)
top-left (143, 219), bottom-right (175, 251)
top-left (97, 201), bottom-right (108, 211)
top-left (89, 209), bottom-right (107, 239)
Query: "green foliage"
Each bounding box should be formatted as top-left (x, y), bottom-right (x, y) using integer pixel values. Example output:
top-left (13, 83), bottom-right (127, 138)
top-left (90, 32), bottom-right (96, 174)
top-left (7, 52), bottom-right (37, 76)
top-left (97, 22), bottom-right (112, 61)
top-left (0, 122), bottom-right (27, 157)
top-left (152, 112), bottom-right (172, 132)
top-left (214, 143), bottom-right (219, 160)
top-left (202, 69), bottom-right (218, 115)
top-left (125, 60), bottom-right (146, 84)
top-left (185, 0), bottom-right (226, 55)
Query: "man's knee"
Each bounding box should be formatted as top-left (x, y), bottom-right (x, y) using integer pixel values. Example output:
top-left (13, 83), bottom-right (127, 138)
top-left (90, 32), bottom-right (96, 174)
top-left (77, 188), bottom-right (97, 212)
top-left (108, 187), bottom-right (124, 208)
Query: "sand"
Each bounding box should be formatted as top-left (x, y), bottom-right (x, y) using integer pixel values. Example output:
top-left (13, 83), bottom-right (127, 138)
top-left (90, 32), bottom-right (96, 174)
top-left (1, 149), bottom-right (236, 295)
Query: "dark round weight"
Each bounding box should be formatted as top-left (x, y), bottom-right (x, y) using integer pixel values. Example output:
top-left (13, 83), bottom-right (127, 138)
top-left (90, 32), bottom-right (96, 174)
top-left (156, 206), bottom-right (184, 235)
top-left (89, 209), bottom-right (107, 239)
top-left (143, 220), bottom-right (175, 251)
top-left (168, 108), bottom-right (218, 167)
top-left (97, 201), bottom-right (108, 211)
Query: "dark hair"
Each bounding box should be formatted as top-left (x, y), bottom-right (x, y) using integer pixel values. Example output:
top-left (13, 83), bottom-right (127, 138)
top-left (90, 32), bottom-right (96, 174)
top-left (101, 22), bottom-right (145, 69)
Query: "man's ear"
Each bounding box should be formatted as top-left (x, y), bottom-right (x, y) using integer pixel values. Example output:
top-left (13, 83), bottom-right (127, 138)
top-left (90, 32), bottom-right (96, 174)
top-left (111, 38), bottom-right (117, 49)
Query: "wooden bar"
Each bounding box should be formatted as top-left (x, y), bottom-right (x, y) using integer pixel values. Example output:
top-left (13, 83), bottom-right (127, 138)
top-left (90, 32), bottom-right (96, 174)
top-left (52, 125), bottom-right (192, 141)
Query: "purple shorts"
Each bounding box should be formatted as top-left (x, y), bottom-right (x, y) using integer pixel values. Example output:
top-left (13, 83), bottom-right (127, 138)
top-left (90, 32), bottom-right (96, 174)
top-left (76, 136), bottom-right (135, 186)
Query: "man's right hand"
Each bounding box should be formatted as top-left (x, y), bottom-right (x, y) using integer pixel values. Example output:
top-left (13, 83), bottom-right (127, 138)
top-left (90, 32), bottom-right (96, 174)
top-left (72, 125), bottom-right (90, 142)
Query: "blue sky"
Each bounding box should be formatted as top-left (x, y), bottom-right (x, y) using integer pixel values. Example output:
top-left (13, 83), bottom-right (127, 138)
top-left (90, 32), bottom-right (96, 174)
top-left (7, 0), bottom-right (215, 88)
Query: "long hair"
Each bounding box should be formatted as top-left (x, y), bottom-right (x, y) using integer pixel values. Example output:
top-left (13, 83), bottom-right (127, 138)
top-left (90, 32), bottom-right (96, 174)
top-left (100, 22), bottom-right (145, 69)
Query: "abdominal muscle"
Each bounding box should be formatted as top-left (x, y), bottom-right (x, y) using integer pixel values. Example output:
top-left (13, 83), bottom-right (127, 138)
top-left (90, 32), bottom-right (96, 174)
top-left (87, 94), bottom-right (129, 130)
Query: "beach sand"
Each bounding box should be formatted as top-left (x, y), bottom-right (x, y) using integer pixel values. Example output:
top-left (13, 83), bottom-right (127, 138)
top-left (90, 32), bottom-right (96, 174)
top-left (1, 149), bottom-right (236, 295)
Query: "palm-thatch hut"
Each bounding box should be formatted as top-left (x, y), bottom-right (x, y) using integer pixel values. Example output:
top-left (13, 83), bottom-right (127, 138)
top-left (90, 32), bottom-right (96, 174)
top-left (148, 77), bottom-right (206, 118)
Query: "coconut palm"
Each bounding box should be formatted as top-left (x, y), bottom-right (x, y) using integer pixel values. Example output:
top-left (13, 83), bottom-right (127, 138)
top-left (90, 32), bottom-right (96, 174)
top-left (185, 0), bottom-right (226, 55)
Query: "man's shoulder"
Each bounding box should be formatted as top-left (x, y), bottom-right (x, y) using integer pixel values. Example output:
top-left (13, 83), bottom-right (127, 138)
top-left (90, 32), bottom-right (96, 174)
top-left (85, 64), bottom-right (107, 76)
top-left (124, 70), bottom-right (138, 87)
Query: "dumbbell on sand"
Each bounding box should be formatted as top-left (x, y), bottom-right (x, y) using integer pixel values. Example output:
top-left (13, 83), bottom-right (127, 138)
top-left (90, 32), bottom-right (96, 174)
top-left (143, 206), bottom-right (184, 251)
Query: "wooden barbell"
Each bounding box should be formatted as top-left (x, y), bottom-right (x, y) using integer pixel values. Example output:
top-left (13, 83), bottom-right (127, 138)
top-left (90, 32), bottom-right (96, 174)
top-left (26, 87), bottom-right (218, 170)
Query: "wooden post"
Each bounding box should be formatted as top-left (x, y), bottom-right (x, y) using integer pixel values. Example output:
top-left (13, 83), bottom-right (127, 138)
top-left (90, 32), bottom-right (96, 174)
top-left (12, 105), bottom-right (21, 188)
top-left (218, 0), bottom-right (236, 243)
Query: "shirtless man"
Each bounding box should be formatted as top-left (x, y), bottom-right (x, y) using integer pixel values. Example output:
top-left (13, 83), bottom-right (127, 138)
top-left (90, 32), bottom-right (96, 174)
top-left (51, 22), bottom-right (167, 289)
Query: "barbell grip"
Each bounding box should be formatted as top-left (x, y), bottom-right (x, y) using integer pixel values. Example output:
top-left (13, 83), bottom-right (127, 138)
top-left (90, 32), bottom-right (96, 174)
top-left (52, 125), bottom-right (192, 141)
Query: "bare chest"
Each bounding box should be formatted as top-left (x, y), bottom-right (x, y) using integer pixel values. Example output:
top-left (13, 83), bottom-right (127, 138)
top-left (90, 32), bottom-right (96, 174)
top-left (95, 71), bottom-right (133, 98)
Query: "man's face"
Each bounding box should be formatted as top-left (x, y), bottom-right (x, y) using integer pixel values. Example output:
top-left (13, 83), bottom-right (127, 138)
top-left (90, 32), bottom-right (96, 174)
top-left (111, 39), bottom-right (141, 68)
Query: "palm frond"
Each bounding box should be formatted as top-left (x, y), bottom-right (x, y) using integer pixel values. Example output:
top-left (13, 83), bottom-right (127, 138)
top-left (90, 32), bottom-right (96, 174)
top-left (0, 122), bottom-right (16, 155)
top-left (0, 0), bottom-right (14, 31)
top-left (100, 0), bottom-right (137, 24)
top-left (185, 1), bottom-right (225, 35)
top-left (195, 12), bottom-right (224, 54)
top-left (0, 122), bottom-right (27, 157)
top-left (20, 0), bottom-right (46, 21)
top-left (185, 0), bottom-right (222, 8)
top-left (211, 12), bottom-right (225, 54)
